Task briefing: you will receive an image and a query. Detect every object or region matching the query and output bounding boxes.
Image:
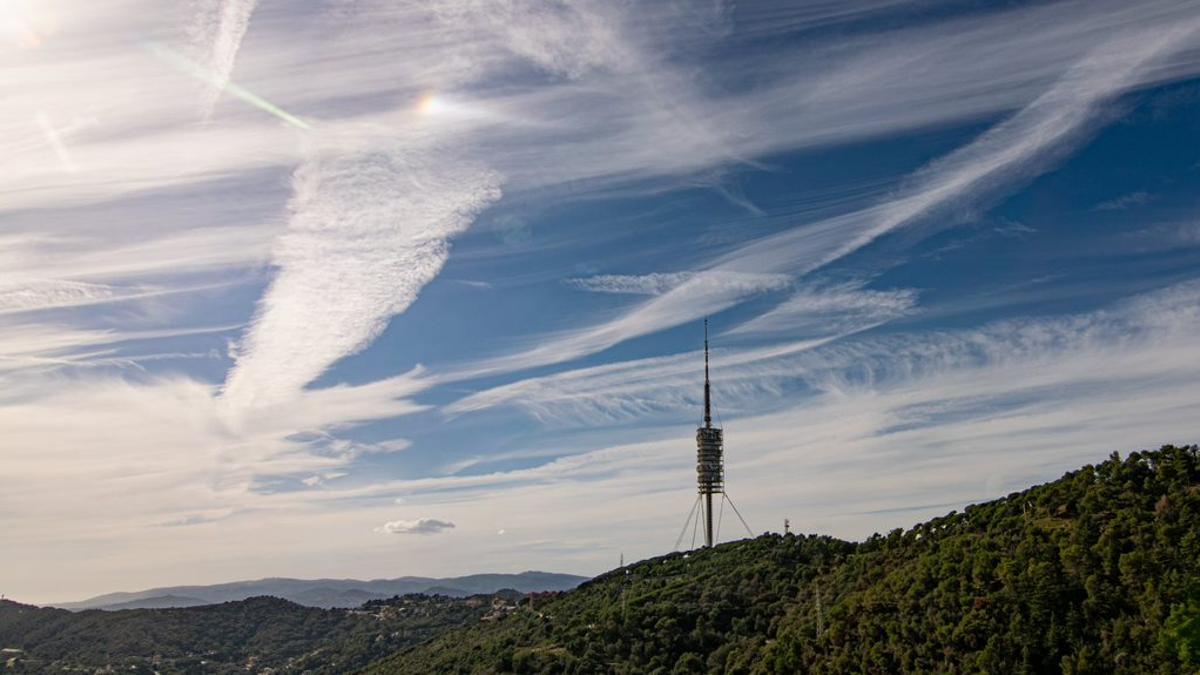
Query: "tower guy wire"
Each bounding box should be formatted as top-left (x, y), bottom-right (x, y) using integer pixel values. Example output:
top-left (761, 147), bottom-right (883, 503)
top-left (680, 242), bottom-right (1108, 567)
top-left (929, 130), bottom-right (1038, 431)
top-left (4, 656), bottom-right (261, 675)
top-left (674, 495), bottom-right (702, 551)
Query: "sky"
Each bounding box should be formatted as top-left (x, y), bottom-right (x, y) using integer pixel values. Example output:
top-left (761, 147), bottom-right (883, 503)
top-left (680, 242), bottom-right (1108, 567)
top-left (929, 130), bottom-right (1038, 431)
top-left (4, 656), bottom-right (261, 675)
top-left (2, 0), bottom-right (1200, 604)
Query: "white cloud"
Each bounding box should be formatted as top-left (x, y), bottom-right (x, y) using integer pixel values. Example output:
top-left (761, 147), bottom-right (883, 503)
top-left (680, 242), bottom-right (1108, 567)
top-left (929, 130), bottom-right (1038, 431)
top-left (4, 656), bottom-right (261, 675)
top-left (375, 517), bottom-right (456, 535)
top-left (221, 135), bottom-right (501, 409)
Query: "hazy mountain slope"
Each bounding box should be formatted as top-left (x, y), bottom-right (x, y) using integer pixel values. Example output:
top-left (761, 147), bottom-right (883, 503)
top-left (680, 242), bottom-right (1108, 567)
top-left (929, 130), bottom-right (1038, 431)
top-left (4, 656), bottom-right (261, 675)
top-left (58, 571), bottom-right (588, 610)
top-left (96, 595), bottom-right (211, 611)
top-left (364, 445), bottom-right (1200, 674)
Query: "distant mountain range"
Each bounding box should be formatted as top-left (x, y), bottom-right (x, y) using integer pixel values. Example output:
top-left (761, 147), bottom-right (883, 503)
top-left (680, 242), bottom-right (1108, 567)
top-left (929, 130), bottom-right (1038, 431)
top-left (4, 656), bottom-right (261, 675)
top-left (55, 571), bottom-right (589, 610)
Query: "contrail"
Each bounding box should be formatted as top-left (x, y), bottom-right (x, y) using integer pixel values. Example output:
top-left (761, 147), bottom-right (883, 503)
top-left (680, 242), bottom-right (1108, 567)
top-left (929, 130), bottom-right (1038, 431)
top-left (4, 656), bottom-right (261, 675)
top-left (192, 0), bottom-right (260, 118)
top-left (35, 113), bottom-right (79, 172)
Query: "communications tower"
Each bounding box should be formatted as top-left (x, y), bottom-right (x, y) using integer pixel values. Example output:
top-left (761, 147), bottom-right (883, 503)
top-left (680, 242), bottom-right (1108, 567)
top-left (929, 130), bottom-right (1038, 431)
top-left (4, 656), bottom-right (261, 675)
top-left (675, 320), bottom-right (753, 550)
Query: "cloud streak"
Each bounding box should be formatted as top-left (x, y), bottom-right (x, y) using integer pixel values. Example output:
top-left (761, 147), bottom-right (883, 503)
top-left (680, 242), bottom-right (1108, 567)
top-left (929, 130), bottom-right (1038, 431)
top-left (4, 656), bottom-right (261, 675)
top-left (0, 280), bottom-right (120, 314)
top-left (729, 281), bottom-right (917, 337)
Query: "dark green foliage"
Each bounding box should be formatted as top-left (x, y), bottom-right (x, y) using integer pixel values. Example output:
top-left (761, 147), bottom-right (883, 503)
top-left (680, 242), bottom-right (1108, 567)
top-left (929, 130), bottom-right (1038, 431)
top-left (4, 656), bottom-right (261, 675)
top-left (1162, 582), bottom-right (1200, 667)
top-left (365, 445), bottom-right (1200, 674)
top-left (0, 593), bottom-right (493, 673)
top-left (366, 533), bottom-right (851, 675)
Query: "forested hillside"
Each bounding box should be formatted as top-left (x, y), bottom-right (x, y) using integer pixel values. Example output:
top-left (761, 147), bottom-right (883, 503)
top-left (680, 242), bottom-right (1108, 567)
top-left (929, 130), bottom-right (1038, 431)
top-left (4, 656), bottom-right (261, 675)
top-left (0, 593), bottom-right (505, 673)
top-left (366, 445), bottom-right (1200, 674)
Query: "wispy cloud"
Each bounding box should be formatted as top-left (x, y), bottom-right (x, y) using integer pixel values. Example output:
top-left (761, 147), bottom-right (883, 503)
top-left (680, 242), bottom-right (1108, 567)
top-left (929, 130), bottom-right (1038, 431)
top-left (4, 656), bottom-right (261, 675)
top-left (452, 16), bottom-right (1200, 379)
top-left (1093, 190), bottom-right (1155, 211)
top-left (0, 323), bottom-right (239, 376)
top-left (449, 279), bottom-right (494, 291)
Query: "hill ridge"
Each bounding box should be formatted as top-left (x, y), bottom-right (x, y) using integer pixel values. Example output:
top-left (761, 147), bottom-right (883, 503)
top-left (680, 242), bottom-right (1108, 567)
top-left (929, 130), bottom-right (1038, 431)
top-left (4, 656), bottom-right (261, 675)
top-left (365, 445), bottom-right (1200, 674)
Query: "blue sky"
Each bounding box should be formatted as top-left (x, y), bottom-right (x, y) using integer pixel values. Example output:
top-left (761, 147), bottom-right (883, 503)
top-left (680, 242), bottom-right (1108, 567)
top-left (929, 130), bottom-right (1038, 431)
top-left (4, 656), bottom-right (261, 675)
top-left (3, 0), bottom-right (1200, 603)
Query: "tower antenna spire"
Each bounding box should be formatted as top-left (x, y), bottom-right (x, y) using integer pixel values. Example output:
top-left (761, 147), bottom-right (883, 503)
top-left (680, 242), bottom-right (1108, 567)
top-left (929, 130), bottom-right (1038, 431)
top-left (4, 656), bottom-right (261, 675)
top-left (704, 318), bottom-right (712, 428)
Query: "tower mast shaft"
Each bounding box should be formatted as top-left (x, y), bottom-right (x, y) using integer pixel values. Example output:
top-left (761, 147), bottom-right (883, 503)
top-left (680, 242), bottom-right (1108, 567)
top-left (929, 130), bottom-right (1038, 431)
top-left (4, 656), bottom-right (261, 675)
top-left (703, 318), bottom-right (714, 546)
top-left (704, 492), bottom-right (714, 549)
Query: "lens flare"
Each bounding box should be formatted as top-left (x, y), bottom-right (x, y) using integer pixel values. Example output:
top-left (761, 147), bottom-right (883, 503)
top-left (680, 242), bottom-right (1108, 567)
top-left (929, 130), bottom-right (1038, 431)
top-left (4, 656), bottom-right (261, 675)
top-left (144, 42), bottom-right (311, 130)
top-left (416, 92), bottom-right (443, 116)
top-left (1, 0), bottom-right (56, 49)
